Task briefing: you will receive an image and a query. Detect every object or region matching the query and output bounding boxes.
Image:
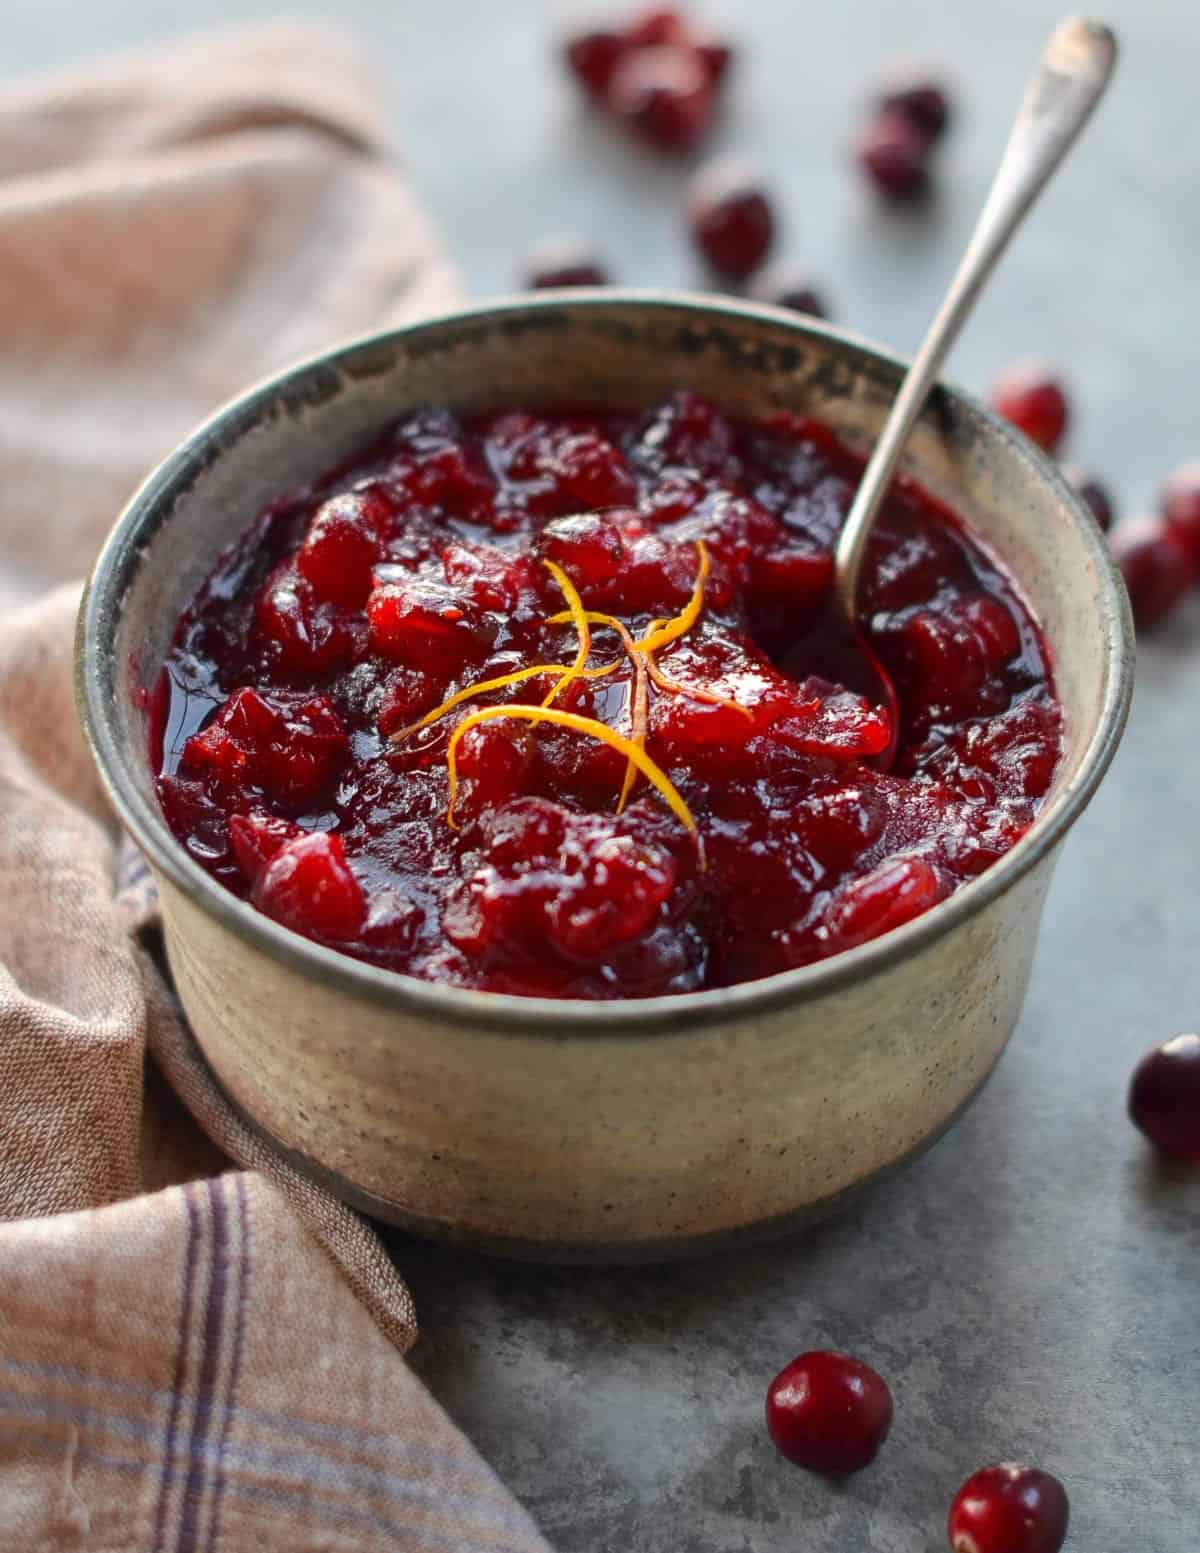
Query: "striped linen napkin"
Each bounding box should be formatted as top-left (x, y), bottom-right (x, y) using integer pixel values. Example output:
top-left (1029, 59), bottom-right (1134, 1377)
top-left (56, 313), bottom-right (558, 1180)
top-left (0, 23), bottom-right (550, 1552)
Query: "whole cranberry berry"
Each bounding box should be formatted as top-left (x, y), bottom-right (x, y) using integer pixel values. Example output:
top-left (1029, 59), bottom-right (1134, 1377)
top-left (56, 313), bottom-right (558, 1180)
top-left (877, 63), bottom-right (953, 142)
top-left (948, 1464), bottom-right (1069, 1553)
top-left (855, 109), bottom-right (932, 201)
top-left (1160, 462), bottom-right (1200, 559)
top-left (1111, 516), bottom-right (1195, 630)
top-left (687, 160), bottom-right (776, 278)
top-left (609, 45), bottom-right (715, 151)
top-left (1061, 465), bottom-right (1114, 531)
top-left (765, 1350), bottom-right (893, 1474)
top-left (526, 240), bottom-right (610, 289)
top-left (990, 363), bottom-right (1070, 453)
top-left (748, 265), bottom-right (829, 319)
top-left (563, 26), bottom-right (628, 98)
top-left (1129, 1034), bottom-right (1200, 1161)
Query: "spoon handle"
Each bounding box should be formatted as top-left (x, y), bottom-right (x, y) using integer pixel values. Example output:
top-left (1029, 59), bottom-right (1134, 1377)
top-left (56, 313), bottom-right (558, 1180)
top-left (834, 16), bottom-right (1118, 618)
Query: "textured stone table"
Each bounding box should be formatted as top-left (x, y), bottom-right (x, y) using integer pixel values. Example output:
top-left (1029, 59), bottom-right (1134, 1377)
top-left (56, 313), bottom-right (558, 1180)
top-left (8, 1), bottom-right (1199, 1547)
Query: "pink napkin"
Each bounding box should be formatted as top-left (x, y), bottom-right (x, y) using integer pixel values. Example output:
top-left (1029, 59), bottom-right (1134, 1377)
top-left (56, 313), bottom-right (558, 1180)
top-left (0, 24), bottom-right (550, 1551)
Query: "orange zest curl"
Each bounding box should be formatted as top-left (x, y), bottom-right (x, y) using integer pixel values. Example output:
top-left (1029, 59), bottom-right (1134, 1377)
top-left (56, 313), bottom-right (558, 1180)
top-left (445, 704), bottom-right (698, 841)
top-left (389, 660), bottom-right (614, 742)
top-left (632, 540), bottom-right (710, 653)
top-left (540, 558), bottom-right (592, 708)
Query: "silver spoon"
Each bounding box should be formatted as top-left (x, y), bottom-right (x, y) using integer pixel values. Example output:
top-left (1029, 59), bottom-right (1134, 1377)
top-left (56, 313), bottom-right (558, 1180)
top-left (785, 16), bottom-right (1118, 767)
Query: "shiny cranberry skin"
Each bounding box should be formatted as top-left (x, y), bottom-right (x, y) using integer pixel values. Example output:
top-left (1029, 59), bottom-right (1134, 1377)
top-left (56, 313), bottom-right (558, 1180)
top-left (254, 831), bottom-right (366, 943)
top-left (1129, 1034), bottom-right (1200, 1161)
top-left (878, 65), bottom-right (952, 141)
top-left (1161, 462), bottom-right (1200, 558)
top-left (1111, 516), bottom-right (1195, 629)
top-left (748, 266), bottom-right (828, 319)
top-left (990, 363), bottom-right (1070, 453)
top-left (856, 109), bottom-right (931, 201)
top-left (563, 26), bottom-right (628, 98)
top-left (765, 1351), bottom-right (893, 1475)
top-left (526, 240), bottom-right (610, 289)
top-left (948, 1464), bottom-right (1069, 1553)
top-left (609, 45), bottom-right (714, 151)
top-left (1061, 465), bottom-right (1114, 531)
top-left (687, 161), bottom-right (775, 278)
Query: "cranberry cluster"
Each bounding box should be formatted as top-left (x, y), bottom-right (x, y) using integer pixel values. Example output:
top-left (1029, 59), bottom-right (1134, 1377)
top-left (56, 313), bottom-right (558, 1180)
top-left (987, 363), bottom-right (1199, 632)
top-left (765, 1350), bottom-right (1069, 1553)
top-left (855, 63), bottom-right (954, 202)
top-left (563, 5), bottom-right (734, 152)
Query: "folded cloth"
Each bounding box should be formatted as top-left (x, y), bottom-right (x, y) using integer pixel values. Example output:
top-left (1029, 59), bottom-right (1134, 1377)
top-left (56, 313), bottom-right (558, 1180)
top-left (0, 25), bottom-right (550, 1552)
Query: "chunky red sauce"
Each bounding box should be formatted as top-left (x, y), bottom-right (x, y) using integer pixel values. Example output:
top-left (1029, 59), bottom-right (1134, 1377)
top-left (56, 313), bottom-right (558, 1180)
top-left (154, 393), bottom-right (1061, 998)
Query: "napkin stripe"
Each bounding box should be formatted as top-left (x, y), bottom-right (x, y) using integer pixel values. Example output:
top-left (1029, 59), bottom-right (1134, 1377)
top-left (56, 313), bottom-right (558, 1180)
top-left (206, 1173), bottom-right (249, 1553)
top-left (151, 1184), bottom-right (204, 1553)
top-left (176, 1178), bottom-right (233, 1553)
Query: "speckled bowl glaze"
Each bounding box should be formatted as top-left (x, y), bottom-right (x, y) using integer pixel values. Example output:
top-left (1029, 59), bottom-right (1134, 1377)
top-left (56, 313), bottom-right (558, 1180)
top-left (77, 293), bottom-right (1133, 1263)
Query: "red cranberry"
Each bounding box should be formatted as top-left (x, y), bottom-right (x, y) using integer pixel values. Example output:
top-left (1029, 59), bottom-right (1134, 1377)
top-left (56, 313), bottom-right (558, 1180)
top-left (563, 26), bottom-right (628, 98)
top-left (765, 1350), bottom-right (893, 1474)
top-left (1161, 462), bottom-right (1200, 559)
top-left (609, 45), bottom-right (714, 151)
top-left (693, 33), bottom-right (734, 85)
top-left (1111, 516), bottom-right (1195, 630)
top-left (948, 1464), bottom-right (1069, 1553)
top-left (990, 363), bottom-right (1070, 454)
top-left (1061, 465), bottom-right (1114, 531)
top-left (526, 240), bottom-right (610, 289)
top-left (254, 831), bottom-right (366, 943)
top-left (1129, 1034), bottom-right (1200, 1161)
top-left (748, 266), bottom-right (829, 319)
top-left (877, 64), bottom-right (953, 142)
top-left (687, 160), bottom-right (775, 279)
top-left (855, 109), bottom-right (932, 201)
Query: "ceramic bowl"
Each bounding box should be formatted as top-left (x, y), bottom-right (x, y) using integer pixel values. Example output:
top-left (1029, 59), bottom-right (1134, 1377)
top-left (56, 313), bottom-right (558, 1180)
top-left (77, 293), bottom-right (1133, 1262)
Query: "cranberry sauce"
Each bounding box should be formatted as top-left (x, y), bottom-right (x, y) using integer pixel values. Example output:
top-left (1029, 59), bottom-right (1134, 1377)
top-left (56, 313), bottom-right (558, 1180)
top-left (154, 393), bottom-right (1061, 999)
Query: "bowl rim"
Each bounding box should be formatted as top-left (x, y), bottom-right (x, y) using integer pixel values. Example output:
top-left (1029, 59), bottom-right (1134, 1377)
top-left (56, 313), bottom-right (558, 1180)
top-left (76, 289), bottom-right (1135, 1036)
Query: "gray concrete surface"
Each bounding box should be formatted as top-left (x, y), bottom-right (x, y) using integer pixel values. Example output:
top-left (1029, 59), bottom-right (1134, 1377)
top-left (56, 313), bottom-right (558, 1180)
top-left (7, 2), bottom-right (1199, 1547)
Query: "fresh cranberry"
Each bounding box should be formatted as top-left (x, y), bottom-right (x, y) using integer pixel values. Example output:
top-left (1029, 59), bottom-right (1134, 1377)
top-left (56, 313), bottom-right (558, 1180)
top-left (748, 266), bottom-right (829, 319)
top-left (563, 26), bottom-right (628, 98)
top-left (990, 363), bottom-right (1070, 454)
top-left (765, 1351), bottom-right (893, 1474)
top-left (1129, 1034), bottom-right (1200, 1161)
top-left (609, 45), bottom-right (714, 151)
top-left (1061, 465), bottom-right (1114, 531)
top-left (1111, 516), bottom-right (1195, 630)
top-left (947, 1464), bottom-right (1069, 1553)
top-left (855, 109), bottom-right (931, 201)
top-left (686, 160), bottom-right (775, 278)
top-left (877, 64), bottom-right (952, 141)
top-left (1160, 462), bottom-right (1200, 559)
top-left (526, 240), bottom-right (610, 289)
top-left (254, 831), bottom-right (366, 943)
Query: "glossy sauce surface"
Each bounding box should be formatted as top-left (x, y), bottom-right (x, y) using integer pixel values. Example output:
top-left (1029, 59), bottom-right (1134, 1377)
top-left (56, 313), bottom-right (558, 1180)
top-left (155, 393), bottom-right (1061, 998)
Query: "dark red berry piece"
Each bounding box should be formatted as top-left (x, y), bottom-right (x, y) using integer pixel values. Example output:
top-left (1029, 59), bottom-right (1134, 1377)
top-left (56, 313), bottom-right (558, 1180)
top-left (609, 45), bottom-right (715, 151)
top-left (948, 1464), bottom-right (1069, 1553)
top-left (254, 831), bottom-right (366, 943)
top-left (693, 33), bottom-right (735, 85)
top-left (1160, 462), bottom-right (1200, 558)
top-left (877, 64), bottom-right (953, 142)
top-left (1061, 465), bottom-right (1114, 531)
top-left (563, 26), bottom-right (628, 98)
top-left (1111, 516), bottom-right (1195, 630)
top-left (625, 6), bottom-right (688, 47)
top-left (765, 1350), bottom-right (893, 1475)
top-left (748, 265), bottom-right (829, 319)
top-left (687, 160), bottom-right (775, 279)
top-left (990, 363), bottom-right (1070, 454)
top-left (1129, 1034), bottom-right (1200, 1161)
top-left (526, 239), bottom-right (610, 289)
top-left (856, 109), bottom-right (932, 201)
